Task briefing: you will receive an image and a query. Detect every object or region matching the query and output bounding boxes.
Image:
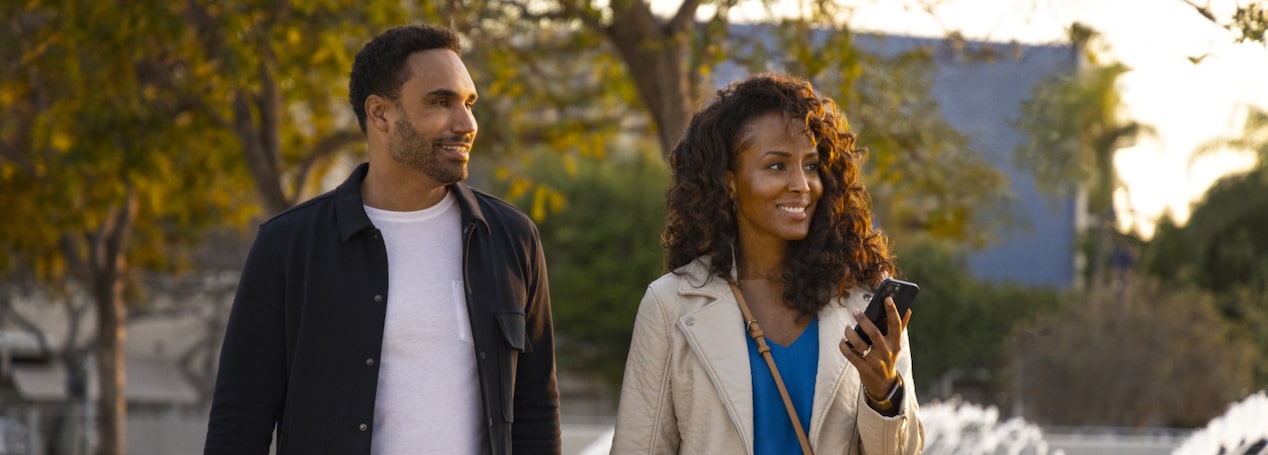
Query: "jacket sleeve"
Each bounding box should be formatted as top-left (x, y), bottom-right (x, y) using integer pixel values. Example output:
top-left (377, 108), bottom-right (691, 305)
top-left (856, 329), bottom-right (925, 455)
top-left (204, 227), bottom-right (287, 455)
top-left (511, 223), bottom-right (563, 454)
top-left (611, 285), bottom-right (680, 454)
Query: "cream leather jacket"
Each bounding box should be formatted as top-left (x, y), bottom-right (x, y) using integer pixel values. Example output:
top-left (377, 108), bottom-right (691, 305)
top-left (611, 258), bottom-right (924, 454)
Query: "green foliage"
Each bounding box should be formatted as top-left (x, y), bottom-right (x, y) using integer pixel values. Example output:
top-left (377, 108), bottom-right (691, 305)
top-left (1186, 1), bottom-right (1268, 45)
top-left (1140, 170), bottom-right (1268, 387)
top-left (1233, 2), bottom-right (1268, 44)
top-left (1145, 107), bottom-right (1268, 293)
top-left (497, 149), bottom-right (669, 389)
top-left (1014, 60), bottom-right (1147, 213)
top-left (1137, 105), bottom-right (1268, 396)
top-left (895, 236), bottom-right (1061, 396)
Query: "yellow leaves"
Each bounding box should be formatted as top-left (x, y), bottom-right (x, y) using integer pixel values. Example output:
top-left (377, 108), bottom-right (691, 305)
top-left (51, 132), bottom-right (72, 151)
top-left (504, 174), bottom-right (532, 201)
top-left (530, 185), bottom-right (566, 222)
top-left (497, 164), bottom-right (567, 222)
top-left (562, 153), bottom-right (577, 176)
top-left (287, 28), bottom-right (302, 46)
top-left (0, 86), bottom-right (17, 105)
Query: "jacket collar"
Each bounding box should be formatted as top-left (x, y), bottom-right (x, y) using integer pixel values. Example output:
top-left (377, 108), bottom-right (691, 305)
top-left (673, 256), bottom-right (731, 299)
top-left (334, 162), bottom-right (490, 242)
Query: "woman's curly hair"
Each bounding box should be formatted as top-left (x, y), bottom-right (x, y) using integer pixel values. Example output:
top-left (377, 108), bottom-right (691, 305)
top-left (663, 73), bottom-right (896, 316)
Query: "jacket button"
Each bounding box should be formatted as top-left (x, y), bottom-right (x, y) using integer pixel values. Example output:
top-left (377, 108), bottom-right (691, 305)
top-left (685, 317), bottom-right (695, 326)
top-left (479, 351), bottom-right (486, 360)
top-left (365, 357), bottom-right (375, 366)
top-left (374, 294), bottom-right (383, 302)
top-left (359, 423), bottom-right (368, 431)
top-left (488, 418), bottom-right (493, 427)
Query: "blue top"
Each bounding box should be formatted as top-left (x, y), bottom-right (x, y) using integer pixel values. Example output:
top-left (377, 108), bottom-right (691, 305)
top-left (746, 318), bottom-right (819, 455)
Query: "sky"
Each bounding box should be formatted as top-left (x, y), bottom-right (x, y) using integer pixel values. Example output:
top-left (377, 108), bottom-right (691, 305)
top-left (655, 0), bottom-right (1268, 237)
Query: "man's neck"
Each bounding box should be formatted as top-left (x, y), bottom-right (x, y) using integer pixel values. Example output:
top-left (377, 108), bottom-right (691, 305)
top-left (361, 163), bottom-right (450, 211)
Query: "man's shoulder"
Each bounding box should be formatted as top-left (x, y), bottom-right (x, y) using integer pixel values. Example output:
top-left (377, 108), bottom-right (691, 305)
top-left (465, 184), bottom-right (538, 232)
top-left (256, 190), bottom-right (339, 236)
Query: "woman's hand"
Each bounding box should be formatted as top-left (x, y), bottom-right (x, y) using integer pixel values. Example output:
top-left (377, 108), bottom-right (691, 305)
top-left (839, 296), bottom-right (911, 401)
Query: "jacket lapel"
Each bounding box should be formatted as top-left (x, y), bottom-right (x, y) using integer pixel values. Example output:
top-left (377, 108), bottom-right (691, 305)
top-left (808, 291), bottom-right (870, 446)
top-left (674, 261), bottom-right (756, 453)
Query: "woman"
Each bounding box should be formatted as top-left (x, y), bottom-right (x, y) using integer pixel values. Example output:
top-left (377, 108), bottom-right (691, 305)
top-left (611, 74), bottom-right (924, 454)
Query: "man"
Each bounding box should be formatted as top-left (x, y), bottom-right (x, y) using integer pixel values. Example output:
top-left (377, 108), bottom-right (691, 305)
top-left (204, 24), bottom-right (560, 454)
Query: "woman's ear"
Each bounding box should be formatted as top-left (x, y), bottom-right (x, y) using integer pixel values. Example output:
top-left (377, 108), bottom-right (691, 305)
top-left (724, 171), bottom-right (736, 200)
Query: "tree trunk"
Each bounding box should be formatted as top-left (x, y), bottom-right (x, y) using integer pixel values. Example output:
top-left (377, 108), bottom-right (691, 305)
top-left (89, 191), bottom-right (138, 455)
top-left (604, 0), bottom-right (696, 159)
top-left (93, 270), bottom-right (128, 455)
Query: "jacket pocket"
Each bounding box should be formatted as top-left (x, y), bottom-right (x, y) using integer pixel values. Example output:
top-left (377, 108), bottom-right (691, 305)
top-left (495, 311), bottom-right (526, 423)
top-left (495, 311), bottom-right (530, 352)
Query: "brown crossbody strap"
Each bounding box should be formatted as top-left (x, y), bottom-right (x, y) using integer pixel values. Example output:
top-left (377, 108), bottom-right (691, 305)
top-left (729, 282), bottom-right (814, 455)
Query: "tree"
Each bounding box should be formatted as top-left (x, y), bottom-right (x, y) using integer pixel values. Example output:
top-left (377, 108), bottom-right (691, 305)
top-left (1145, 107), bottom-right (1268, 292)
top-left (1180, 0), bottom-right (1268, 44)
top-left (0, 2), bottom-right (255, 453)
top-left (175, 0), bottom-right (408, 215)
top-left (5, 3), bottom-right (427, 450)
top-left (1014, 23), bottom-right (1154, 288)
top-left (1141, 109), bottom-right (1268, 384)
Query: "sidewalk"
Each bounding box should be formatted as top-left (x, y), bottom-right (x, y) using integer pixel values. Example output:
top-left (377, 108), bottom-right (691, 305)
top-left (562, 421), bottom-right (614, 455)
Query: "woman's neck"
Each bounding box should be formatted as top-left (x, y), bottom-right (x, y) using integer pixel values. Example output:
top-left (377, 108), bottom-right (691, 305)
top-left (736, 231), bottom-right (786, 281)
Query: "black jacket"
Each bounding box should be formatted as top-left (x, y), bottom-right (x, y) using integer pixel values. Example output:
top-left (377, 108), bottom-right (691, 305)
top-left (204, 163), bottom-right (560, 454)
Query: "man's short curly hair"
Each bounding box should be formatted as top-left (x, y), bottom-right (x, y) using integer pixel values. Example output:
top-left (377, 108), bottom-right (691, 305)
top-left (349, 24), bottom-right (462, 134)
top-left (663, 73), bottom-right (895, 316)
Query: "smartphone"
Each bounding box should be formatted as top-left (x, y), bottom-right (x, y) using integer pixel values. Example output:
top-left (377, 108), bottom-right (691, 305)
top-left (853, 278), bottom-right (919, 347)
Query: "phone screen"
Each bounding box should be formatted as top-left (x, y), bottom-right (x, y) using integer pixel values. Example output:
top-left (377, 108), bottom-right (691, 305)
top-left (853, 278), bottom-right (919, 346)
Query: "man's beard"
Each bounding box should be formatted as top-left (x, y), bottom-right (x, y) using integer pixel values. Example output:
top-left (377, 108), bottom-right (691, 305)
top-left (389, 117), bottom-right (469, 184)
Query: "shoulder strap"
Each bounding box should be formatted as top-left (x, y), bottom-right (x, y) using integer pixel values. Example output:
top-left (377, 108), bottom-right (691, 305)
top-left (729, 281), bottom-right (814, 455)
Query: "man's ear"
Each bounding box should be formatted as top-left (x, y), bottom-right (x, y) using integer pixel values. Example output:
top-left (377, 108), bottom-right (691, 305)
top-left (365, 94), bottom-right (393, 133)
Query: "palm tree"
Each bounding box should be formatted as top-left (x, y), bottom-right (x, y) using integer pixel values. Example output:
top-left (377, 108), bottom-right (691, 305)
top-left (1014, 24), bottom-right (1154, 289)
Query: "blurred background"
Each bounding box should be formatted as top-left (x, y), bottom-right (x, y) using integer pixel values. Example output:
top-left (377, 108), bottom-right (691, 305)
top-left (1, 0), bottom-right (1266, 454)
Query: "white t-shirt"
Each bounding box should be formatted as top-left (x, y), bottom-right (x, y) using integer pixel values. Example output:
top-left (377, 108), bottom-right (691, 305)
top-left (364, 192), bottom-right (485, 454)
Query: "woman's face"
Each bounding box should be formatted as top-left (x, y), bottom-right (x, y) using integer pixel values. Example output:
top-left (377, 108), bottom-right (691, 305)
top-left (727, 112), bottom-right (824, 246)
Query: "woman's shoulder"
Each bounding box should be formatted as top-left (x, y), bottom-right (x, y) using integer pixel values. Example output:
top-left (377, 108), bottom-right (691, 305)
top-left (643, 256), bottom-right (729, 305)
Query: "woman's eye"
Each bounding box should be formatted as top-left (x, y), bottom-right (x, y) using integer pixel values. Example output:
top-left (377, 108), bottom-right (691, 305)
top-left (767, 162), bottom-right (785, 170)
top-left (805, 163), bottom-right (820, 171)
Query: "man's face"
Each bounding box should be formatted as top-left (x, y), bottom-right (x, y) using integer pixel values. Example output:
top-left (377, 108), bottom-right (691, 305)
top-left (387, 48), bottom-right (478, 185)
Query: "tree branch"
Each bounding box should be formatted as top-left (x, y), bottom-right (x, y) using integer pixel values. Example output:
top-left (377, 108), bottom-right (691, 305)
top-left (255, 43), bottom-right (281, 180)
top-left (1179, 0), bottom-right (1219, 22)
top-left (668, 0), bottom-right (702, 34)
top-left (0, 295), bottom-right (53, 358)
top-left (288, 129), bottom-right (364, 206)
